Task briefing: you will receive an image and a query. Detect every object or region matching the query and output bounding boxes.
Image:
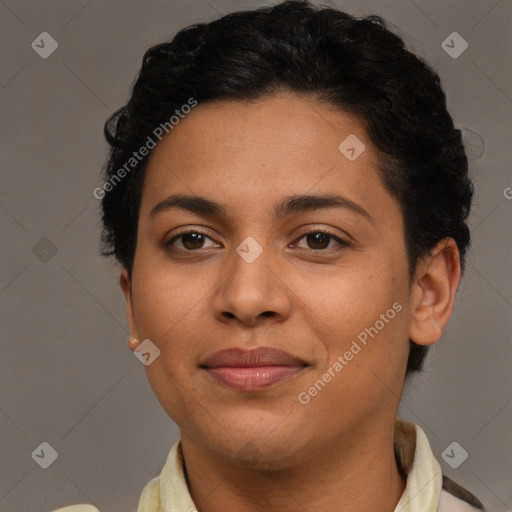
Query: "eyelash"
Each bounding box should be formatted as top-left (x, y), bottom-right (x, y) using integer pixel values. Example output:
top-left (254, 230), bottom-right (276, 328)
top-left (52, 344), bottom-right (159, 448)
top-left (164, 228), bottom-right (350, 253)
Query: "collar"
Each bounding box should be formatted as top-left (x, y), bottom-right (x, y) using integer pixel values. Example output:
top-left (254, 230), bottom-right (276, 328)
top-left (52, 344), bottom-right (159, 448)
top-left (136, 418), bottom-right (443, 512)
top-left (393, 418), bottom-right (443, 511)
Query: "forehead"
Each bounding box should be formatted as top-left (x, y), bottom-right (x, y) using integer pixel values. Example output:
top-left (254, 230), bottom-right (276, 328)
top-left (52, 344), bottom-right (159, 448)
top-left (140, 93), bottom-right (389, 220)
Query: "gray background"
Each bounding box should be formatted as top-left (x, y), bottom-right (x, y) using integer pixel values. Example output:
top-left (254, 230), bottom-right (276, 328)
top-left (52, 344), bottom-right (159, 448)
top-left (0, 0), bottom-right (511, 511)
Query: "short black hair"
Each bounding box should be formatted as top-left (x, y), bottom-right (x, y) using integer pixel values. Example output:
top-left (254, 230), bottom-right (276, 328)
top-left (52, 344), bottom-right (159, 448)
top-left (99, 0), bottom-right (473, 377)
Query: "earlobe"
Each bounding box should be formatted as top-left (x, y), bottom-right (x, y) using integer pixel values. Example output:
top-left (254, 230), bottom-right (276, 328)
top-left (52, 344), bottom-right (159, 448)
top-left (408, 238), bottom-right (461, 346)
top-left (120, 268), bottom-right (140, 346)
top-left (127, 335), bottom-right (141, 351)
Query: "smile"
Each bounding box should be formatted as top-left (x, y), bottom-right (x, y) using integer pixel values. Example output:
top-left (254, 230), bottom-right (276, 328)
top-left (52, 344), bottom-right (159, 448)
top-left (200, 346), bottom-right (310, 391)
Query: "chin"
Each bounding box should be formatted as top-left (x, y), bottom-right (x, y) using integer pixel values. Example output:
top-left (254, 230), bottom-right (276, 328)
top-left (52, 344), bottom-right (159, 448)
top-left (204, 422), bottom-right (308, 468)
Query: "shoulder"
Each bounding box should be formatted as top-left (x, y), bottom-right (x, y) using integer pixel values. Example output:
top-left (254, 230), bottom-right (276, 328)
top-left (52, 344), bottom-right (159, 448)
top-left (439, 475), bottom-right (486, 512)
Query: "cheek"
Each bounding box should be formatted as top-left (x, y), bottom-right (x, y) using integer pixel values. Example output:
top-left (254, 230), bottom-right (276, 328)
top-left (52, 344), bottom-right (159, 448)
top-left (308, 253), bottom-right (410, 377)
top-left (305, 279), bottom-right (408, 424)
top-left (132, 262), bottom-right (209, 343)
top-left (131, 266), bottom-right (209, 420)
top-left (312, 260), bottom-right (399, 333)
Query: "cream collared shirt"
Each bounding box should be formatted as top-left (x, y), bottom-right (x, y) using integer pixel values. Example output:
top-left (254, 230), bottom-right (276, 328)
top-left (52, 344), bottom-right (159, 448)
top-left (52, 419), bottom-right (482, 512)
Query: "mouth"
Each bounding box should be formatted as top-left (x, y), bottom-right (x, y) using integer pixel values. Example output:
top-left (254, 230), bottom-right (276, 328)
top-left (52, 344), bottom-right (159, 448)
top-left (199, 346), bottom-right (310, 391)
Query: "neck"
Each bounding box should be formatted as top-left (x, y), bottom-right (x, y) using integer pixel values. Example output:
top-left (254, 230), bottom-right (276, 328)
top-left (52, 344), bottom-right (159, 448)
top-left (180, 419), bottom-right (407, 512)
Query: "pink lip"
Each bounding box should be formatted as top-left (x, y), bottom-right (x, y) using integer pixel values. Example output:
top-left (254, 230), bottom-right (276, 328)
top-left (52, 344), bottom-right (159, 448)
top-left (200, 347), bottom-right (309, 391)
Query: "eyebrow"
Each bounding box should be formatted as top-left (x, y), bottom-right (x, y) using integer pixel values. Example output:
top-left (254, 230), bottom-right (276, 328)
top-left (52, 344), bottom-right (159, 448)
top-left (149, 193), bottom-right (373, 224)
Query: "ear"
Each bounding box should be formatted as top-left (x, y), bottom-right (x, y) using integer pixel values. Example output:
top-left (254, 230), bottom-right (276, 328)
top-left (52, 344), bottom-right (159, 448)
top-left (120, 268), bottom-right (140, 345)
top-left (408, 238), bottom-right (462, 346)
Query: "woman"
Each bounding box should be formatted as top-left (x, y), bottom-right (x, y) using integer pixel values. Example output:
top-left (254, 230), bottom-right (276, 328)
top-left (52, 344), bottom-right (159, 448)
top-left (55, 1), bottom-right (484, 510)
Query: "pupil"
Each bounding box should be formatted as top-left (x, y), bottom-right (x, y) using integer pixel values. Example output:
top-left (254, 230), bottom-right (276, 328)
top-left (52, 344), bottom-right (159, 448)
top-left (308, 232), bottom-right (329, 249)
top-left (183, 232), bottom-right (204, 250)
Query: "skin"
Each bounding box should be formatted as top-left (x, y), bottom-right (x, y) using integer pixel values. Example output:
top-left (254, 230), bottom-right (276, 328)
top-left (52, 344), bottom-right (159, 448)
top-left (120, 92), bottom-right (461, 512)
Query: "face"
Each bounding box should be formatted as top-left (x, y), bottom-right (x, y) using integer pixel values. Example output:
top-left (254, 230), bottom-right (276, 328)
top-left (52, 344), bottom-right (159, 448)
top-left (122, 93), bottom-right (416, 468)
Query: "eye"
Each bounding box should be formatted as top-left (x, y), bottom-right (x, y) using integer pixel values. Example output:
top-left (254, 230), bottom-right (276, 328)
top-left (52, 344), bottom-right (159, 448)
top-left (165, 230), bottom-right (219, 251)
top-left (294, 229), bottom-right (349, 251)
top-left (164, 228), bottom-right (350, 253)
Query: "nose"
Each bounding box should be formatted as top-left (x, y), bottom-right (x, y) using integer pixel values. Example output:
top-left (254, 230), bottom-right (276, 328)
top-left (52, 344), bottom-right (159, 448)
top-left (211, 239), bottom-right (292, 327)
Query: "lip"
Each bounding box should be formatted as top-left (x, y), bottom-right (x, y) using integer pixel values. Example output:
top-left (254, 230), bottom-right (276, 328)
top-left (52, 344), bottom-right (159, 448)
top-left (200, 347), bottom-right (309, 391)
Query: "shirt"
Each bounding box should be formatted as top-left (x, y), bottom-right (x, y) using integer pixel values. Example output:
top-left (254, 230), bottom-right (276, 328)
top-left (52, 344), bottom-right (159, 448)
top-left (52, 418), bottom-right (484, 512)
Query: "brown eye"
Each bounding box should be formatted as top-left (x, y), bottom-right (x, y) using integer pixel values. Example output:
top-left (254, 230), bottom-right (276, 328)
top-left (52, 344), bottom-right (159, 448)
top-left (305, 232), bottom-right (330, 249)
top-left (295, 230), bottom-right (349, 251)
top-left (166, 230), bottom-right (217, 251)
top-left (181, 232), bottom-right (206, 250)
